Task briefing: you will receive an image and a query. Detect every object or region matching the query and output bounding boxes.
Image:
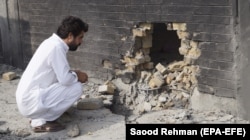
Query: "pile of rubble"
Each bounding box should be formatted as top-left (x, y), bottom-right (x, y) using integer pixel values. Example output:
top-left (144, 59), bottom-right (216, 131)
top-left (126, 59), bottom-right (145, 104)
top-left (139, 61), bottom-right (199, 92)
top-left (76, 78), bottom-right (192, 116)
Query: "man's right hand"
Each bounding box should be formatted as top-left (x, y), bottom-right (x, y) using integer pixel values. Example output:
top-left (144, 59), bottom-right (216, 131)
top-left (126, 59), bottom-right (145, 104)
top-left (73, 70), bottom-right (88, 83)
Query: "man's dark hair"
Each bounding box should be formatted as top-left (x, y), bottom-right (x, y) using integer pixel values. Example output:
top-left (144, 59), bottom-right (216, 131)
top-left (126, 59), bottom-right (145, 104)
top-left (56, 16), bottom-right (88, 39)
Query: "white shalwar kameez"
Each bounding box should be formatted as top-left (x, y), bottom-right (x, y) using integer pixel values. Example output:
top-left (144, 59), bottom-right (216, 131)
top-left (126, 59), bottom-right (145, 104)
top-left (16, 33), bottom-right (82, 127)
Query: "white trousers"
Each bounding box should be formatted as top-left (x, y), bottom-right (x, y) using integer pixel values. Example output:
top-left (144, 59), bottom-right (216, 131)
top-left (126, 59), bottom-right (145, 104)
top-left (23, 82), bottom-right (83, 127)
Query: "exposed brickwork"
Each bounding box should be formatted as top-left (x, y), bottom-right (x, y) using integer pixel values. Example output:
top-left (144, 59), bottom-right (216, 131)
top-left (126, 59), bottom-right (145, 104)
top-left (14, 0), bottom-right (237, 97)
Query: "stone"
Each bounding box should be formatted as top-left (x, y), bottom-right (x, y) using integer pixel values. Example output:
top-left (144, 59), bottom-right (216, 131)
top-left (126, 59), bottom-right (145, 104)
top-left (98, 85), bottom-right (115, 94)
top-left (77, 98), bottom-right (104, 110)
top-left (2, 72), bottom-right (16, 81)
top-left (67, 124), bottom-right (80, 137)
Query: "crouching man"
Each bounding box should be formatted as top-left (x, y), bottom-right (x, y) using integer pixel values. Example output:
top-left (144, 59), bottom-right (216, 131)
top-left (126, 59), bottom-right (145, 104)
top-left (15, 16), bottom-right (89, 132)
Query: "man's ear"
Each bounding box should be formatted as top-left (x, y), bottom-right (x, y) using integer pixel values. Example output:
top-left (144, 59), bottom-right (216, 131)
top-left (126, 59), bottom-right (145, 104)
top-left (68, 32), bottom-right (74, 40)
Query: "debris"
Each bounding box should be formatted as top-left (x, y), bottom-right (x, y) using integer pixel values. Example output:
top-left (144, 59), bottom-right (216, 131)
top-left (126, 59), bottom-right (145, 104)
top-left (67, 124), bottom-right (80, 137)
top-left (2, 72), bottom-right (16, 81)
top-left (76, 98), bottom-right (104, 110)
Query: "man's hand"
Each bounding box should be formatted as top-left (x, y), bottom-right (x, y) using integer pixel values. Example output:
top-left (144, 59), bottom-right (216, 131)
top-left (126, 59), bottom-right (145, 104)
top-left (73, 70), bottom-right (88, 83)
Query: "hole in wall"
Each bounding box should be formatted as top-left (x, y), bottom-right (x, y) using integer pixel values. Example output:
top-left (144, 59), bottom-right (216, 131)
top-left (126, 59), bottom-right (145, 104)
top-left (107, 22), bottom-right (201, 116)
top-left (150, 23), bottom-right (183, 66)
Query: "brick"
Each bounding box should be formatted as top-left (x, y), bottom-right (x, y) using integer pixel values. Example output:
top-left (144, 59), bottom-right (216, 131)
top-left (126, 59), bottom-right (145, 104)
top-left (143, 62), bottom-right (154, 70)
top-left (2, 72), bottom-right (16, 81)
top-left (155, 63), bottom-right (168, 74)
top-left (31, 9), bottom-right (54, 16)
top-left (210, 61), bottom-right (234, 71)
top-left (210, 16), bottom-right (231, 25)
top-left (199, 68), bottom-right (235, 80)
top-left (148, 77), bottom-right (165, 88)
top-left (194, 7), bottom-right (232, 16)
top-left (210, 34), bottom-right (232, 43)
top-left (172, 23), bottom-right (187, 31)
top-left (139, 23), bottom-right (152, 31)
top-left (98, 85), bottom-right (115, 94)
top-left (146, 0), bottom-right (164, 5)
top-left (191, 15), bottom-right (211, 23)
top-left (21, 0), bottom-right (48, 3)
top-left (168, 6), bottom-right (194, 15)
top-left (125, 6), bottom-right (145, 13)
top-left (198, 42), bottom-right (234, 52)
top-left (214, 87), bottom-right (236, 98)
top-left (103, 60), bottom-right (113, 69)
top-left (87, 0), bottom-right (106, 5)
top-left (142, 35), bottom-right (152, 48)
top-left (161, 14), bottom-right (192, 22)
top-left (145, 5), bottom-right (162, 14)
top-left (30, 3), bottom-right (48, 9)
top-left (194, 7), bottom-right (211, 15)
top-left (162, 0), bottom-right (193, 5)
top-left (160, 5), bottom-right (169, 14)
top-left (149, 71), bottom-right (165, 88)
top-left (197, 84), bottom-right (215, 95)
top-left (186, 48), bottom-right (201, 59)
top-left (142, 48), bottom-right (150, 55)
top-left (103, 19), bottom-right (131, 28)
top-left (192, 0), bottom-right (231, 6)
top-left (129, 0), bottom-right (148, 5)
top-left (197, 76), bottom-right (216, 87)
top-left (132, 28), bottom-right (146, 37)
top-left (146, 14), bottom-right (161, 21)
top-left (177, 31), bottom-right (190, 39)
top-left (208, 24), bottom-right (232, 34)
top-left (76, 98), bottom-right (104, 110)
top-left (192, 32), bottom-right (211, 42)
top-left (123, 13), bottom-right (146, 21)
top-left (187, 23), bottom-right (210, 32)
top-left (199, 50), bottom-right (234, 62)
top-left (144, 55), bottom-right (151, 62)
top-left (197, 75), bottom-right (236, 90)
top-left (216, 78), bottom-right (236, 90)
top-left (105, 0), bottom-right (125, 5)
top-left (98, 5), bottom-right (125, 12)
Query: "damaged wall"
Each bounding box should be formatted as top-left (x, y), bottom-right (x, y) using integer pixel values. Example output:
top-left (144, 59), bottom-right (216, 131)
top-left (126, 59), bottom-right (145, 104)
top-left (1, 1), bottom-right (239, 98)
top-left (117, 22), bottom-right (200, 93)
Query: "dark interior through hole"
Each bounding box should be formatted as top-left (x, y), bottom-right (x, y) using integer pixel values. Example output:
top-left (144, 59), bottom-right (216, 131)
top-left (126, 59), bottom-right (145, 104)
top-left (150, 23), bottom-right (183, 66)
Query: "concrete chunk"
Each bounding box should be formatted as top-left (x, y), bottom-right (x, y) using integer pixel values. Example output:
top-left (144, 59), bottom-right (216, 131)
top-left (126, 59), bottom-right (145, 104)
top-left (98, 85), bottom-right (115, 94)
top-left (172, 23), bottom-right (187, 31)
top-left (132, 28), bottom-right (146, 37)
top-left (76, 98), bottom-right (104, 110)
top-left (2, 72), bottom-right (16, 81)
top-left (155, 63), bottom-right (168, 74)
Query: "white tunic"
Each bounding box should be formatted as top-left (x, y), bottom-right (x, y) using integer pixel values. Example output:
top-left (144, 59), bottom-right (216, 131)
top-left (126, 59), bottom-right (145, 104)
top-left (16, 33), bottom-right (82, 127)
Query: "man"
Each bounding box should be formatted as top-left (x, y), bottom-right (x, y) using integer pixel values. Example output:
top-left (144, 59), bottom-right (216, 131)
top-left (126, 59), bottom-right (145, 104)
top-left (15, 16), bottom-right (89, 132)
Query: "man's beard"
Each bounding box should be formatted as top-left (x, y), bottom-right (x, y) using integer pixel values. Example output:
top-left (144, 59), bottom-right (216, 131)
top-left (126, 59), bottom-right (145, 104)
top-left (68, 43), bottom-right (80, 51)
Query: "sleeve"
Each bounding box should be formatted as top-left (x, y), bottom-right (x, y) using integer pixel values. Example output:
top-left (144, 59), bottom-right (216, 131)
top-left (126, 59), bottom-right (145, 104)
top-left (48, 46), bottom-right (78, 85)
top-left (70, 70), bottom-right (78, 81)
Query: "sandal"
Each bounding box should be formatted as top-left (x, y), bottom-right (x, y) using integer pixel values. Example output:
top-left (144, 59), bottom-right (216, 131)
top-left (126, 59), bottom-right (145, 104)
top-left (33, 121), bottom-right (65, 133)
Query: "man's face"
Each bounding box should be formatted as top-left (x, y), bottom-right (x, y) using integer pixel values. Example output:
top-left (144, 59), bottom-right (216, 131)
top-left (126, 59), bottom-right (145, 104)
top-left (68, 31), bottom-right (84, 51)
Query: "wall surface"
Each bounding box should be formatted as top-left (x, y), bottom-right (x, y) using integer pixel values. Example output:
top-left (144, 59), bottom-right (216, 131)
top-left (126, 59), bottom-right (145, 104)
top-left (237, 0), bottom-right (250, 121)
top-left (0, 0), bottom-right (24, 68)
top-left (0, 0), bottom-right (240, 99)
